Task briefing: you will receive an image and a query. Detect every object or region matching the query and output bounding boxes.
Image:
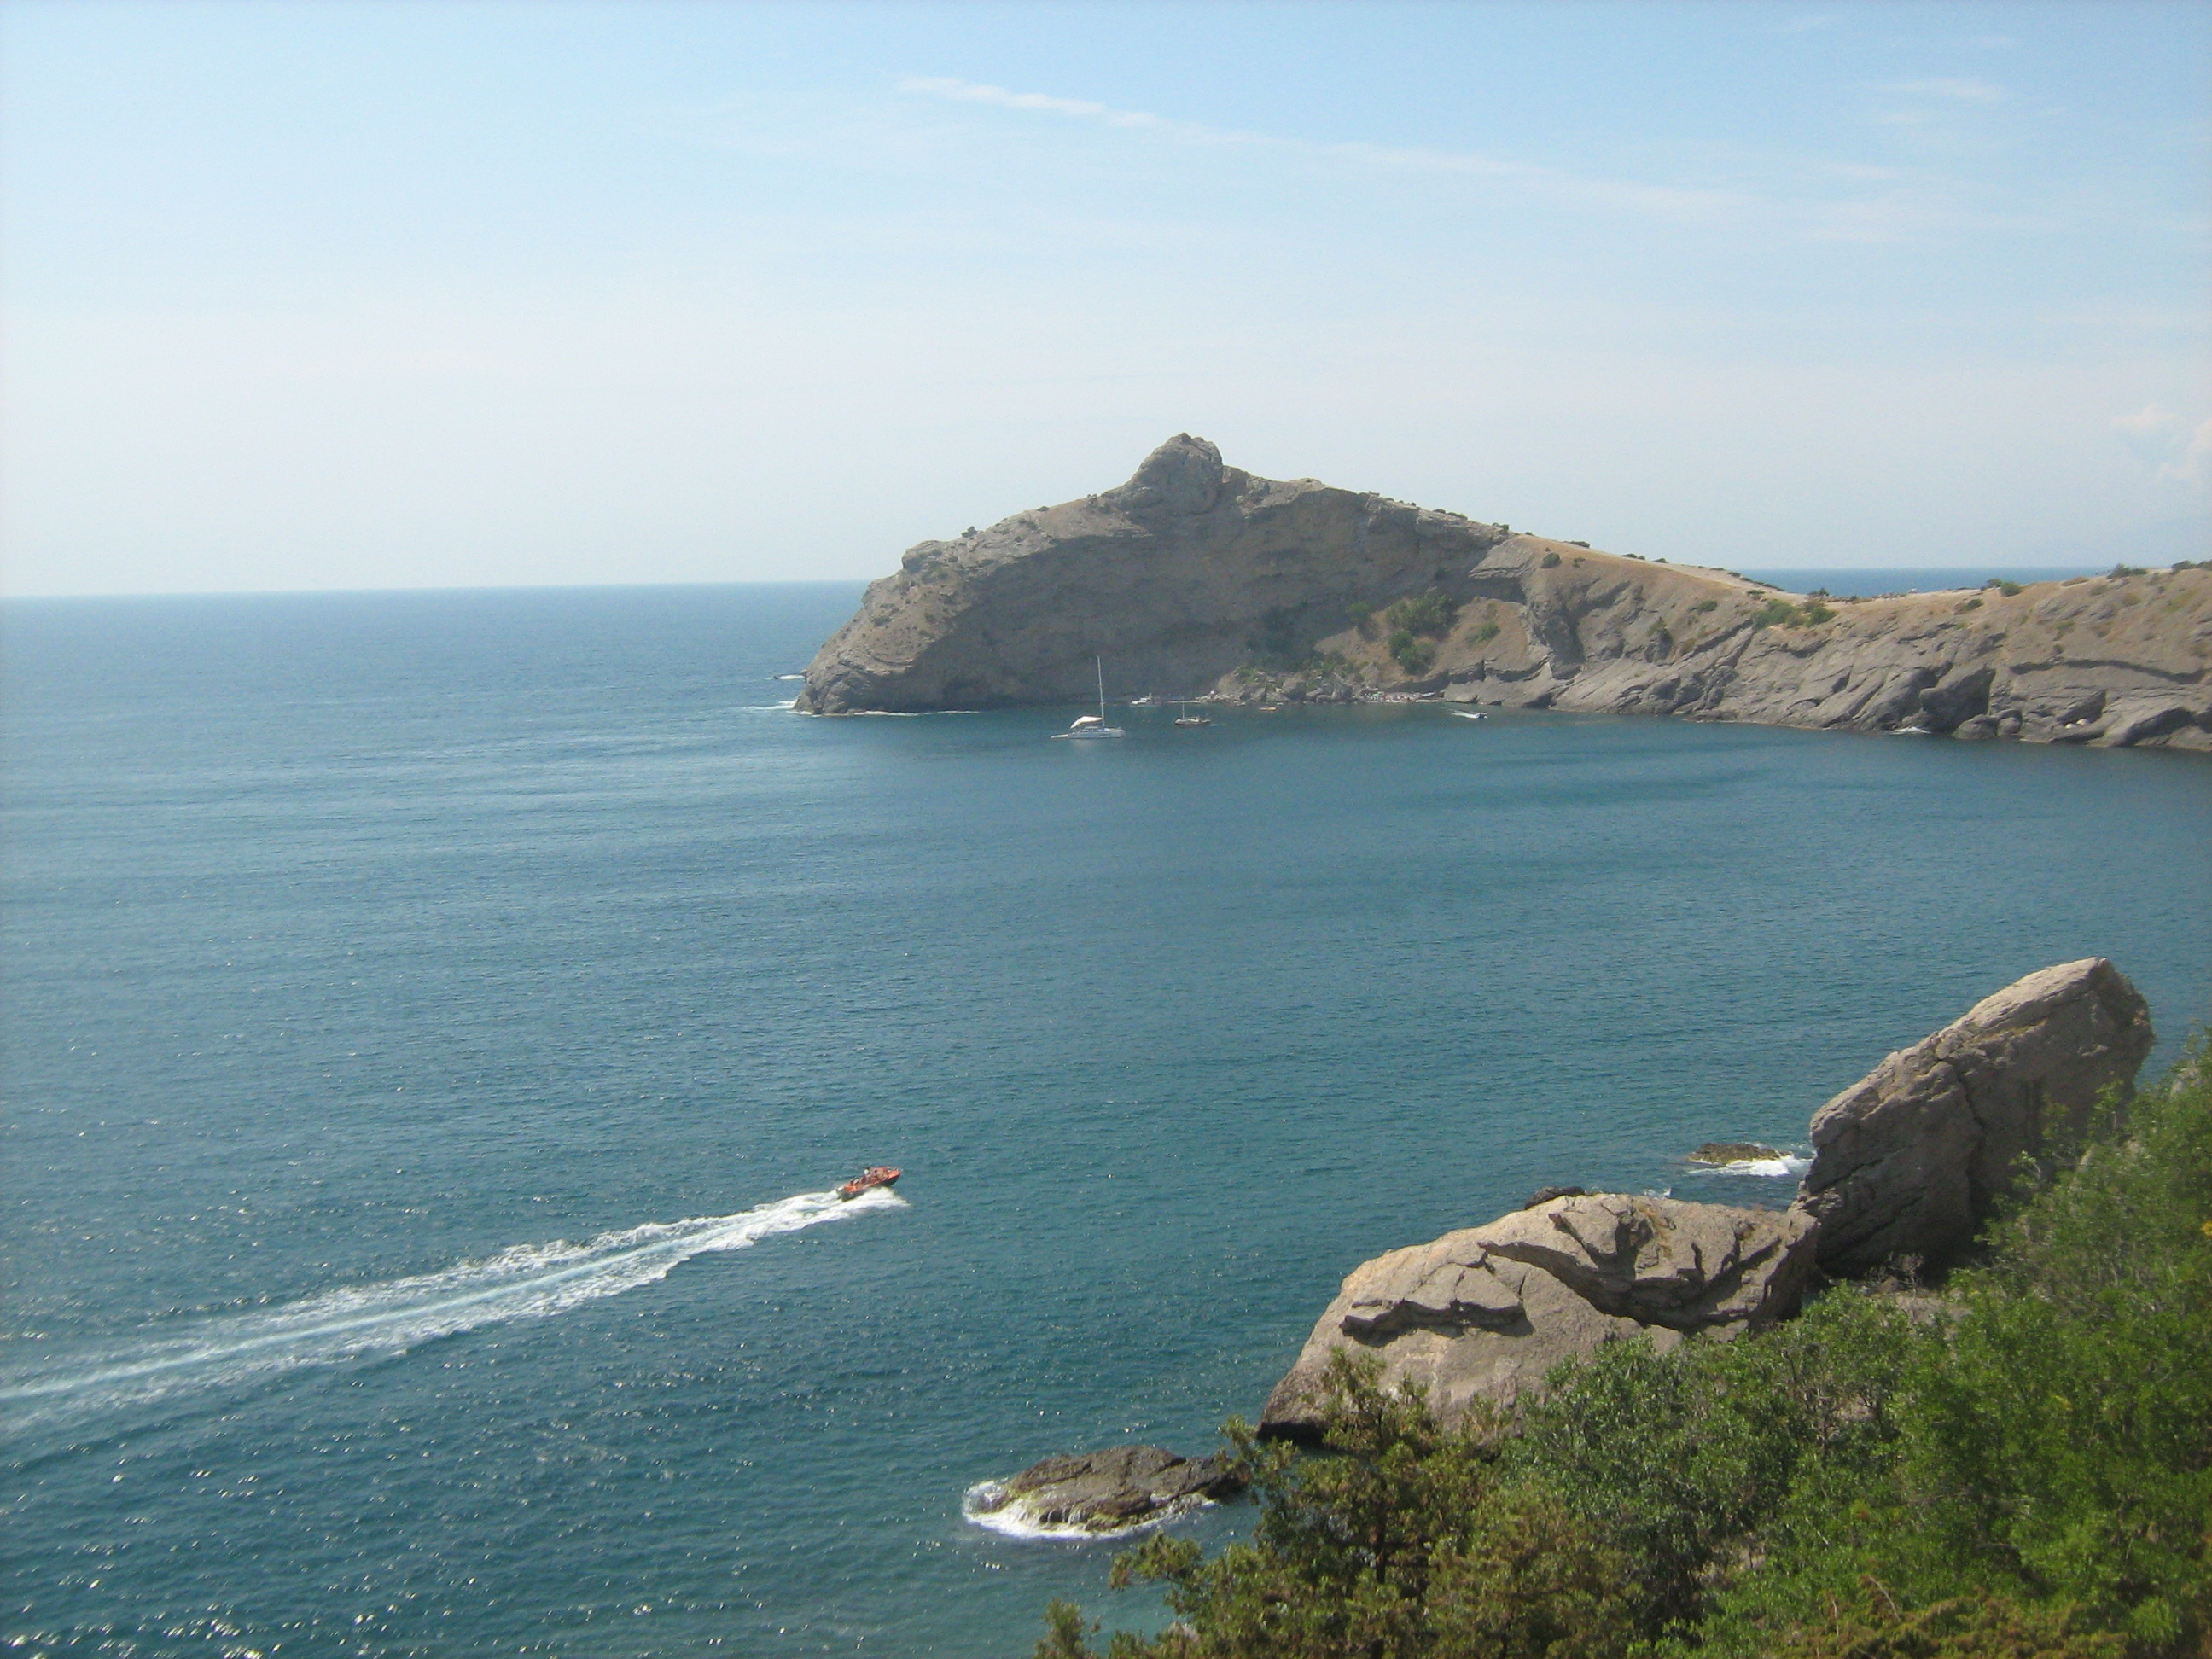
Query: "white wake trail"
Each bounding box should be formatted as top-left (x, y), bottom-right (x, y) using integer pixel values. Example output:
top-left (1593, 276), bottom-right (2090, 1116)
top-left (1, 1188), bottom-right (901, 1429)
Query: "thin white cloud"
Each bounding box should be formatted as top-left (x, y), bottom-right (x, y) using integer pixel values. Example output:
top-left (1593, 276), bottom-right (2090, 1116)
top-left (902, 77), bottom-right (1205, 137)
top-left (1877, 78), bottom-right (2006, 102)
top-left (899, 77), bottom-right (1738, 223)
top-left (2112, 405), bottom-right (2212, 485)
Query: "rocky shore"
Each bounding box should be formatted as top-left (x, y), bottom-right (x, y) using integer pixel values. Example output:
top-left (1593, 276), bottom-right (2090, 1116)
top-left (1258, 957), bottom-right (2153, 1436)
top-left (798, 436), bottom-right (2212, 750)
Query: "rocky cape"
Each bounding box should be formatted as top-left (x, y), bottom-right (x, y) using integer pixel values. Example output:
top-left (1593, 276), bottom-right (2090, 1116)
top-left (1259, 958), bottom-right (2154, 1437)
top-left (797, 436), bottom-right (2212, 751)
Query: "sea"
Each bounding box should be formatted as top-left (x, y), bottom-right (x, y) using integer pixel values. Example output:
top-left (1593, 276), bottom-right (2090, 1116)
top-left (4, 579), bottom-right (2207, 1659)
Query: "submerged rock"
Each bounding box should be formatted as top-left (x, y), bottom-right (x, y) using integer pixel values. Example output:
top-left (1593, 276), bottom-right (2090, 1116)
top-left (796, 436), bottom-right (2212, 751)
top-left (1259, 1193), bottom-right (1818, 1437)
top-left (964, 1445), bottom-right (1246, 1535)
top-left (1792, 958), bottom-right (2156, 1277)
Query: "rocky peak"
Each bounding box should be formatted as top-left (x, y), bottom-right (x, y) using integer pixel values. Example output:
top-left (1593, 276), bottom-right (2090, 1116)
top-left (1105, 433), bottom-right (1226, 516)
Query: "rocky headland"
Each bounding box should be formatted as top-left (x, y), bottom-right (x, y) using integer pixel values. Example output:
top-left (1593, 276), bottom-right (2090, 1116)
top-left (798, 436), bottom-right (2212, 750)
top-left (1257, 957), bottom-right (2153, 1436)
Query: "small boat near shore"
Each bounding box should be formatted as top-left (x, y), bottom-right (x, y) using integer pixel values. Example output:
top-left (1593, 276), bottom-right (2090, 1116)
top-left (837, 1166), bottom-right (901, 1201)
top-left (1051, 657), bottom-right (1126, 739)
top-left (1173, 701), bottom-right (1213, 727)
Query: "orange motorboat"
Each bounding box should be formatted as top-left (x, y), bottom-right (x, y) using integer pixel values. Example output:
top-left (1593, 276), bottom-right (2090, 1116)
top-left (837, 1166), bottom-right (901, 1201)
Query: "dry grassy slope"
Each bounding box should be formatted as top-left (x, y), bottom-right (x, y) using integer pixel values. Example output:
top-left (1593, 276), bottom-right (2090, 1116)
top-left (796, 435), bottom-right (2212, 751)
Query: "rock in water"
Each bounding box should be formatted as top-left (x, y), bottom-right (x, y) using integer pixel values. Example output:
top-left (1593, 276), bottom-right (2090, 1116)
top-left (1792, 958), bottom-right (2155, 1277)
top-left (1258, 1194), bottom-right (1818, 1438)
top-left (1689, 1142), bottom-right (1784, 1166)
top-left (964, 1445), bottom-right (1246, 1535)
top-left (795, 435), bottom-right (2212, 750)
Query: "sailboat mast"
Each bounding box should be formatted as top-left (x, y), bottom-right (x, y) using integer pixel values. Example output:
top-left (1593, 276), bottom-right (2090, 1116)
top-left (1096, 656), bottom-right (1106, 722)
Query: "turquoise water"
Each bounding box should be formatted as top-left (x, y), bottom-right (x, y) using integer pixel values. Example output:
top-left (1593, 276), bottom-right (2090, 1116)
top-left (4, 585), bottom-right (2208, 1658)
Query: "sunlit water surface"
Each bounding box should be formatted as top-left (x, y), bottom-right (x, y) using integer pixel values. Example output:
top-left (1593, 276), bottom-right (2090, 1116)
top-left (5, 585), bottom-right (2207, 1657)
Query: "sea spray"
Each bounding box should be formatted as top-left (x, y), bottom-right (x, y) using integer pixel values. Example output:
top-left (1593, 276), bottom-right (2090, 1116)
top-left (1, 1187), bottom-right (903, 1429)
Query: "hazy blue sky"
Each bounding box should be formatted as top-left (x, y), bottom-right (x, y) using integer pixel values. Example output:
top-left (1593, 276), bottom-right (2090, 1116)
top-left (5, 1), bottom-right (2207, 595)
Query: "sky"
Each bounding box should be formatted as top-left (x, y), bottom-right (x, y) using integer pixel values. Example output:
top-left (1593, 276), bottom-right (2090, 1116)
top-left (3, 0), bottom-right (2208, 596)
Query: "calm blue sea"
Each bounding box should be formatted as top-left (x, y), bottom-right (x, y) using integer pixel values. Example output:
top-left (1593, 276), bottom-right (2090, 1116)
top-left (5, 584), bottom-right (2209, 1659)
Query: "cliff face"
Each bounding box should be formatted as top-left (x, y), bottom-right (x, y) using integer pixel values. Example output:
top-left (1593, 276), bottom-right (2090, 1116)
top-left (796, 436), bottom-right (2212, 750)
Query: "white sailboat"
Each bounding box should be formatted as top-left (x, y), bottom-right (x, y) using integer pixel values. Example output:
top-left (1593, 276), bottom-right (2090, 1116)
top-left (1051, 658), bottom-right (1126, 739)
top-left (1173, 701), bottom-right (1213, 727)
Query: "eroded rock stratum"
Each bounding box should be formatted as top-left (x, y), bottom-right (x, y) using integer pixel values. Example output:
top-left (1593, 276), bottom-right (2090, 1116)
top-left (796, 435), bottom-right (2212, 749)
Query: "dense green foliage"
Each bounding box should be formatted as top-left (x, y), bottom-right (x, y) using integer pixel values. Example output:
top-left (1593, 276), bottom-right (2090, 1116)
top-left (1380, 593), bottom-right (1458, 672)
top-left (1038, 1044), bottom-right (2210, 1659)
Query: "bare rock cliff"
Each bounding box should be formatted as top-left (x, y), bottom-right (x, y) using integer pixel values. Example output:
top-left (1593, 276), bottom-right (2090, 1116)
top-left (797, 436), bottom-right (2212, 749)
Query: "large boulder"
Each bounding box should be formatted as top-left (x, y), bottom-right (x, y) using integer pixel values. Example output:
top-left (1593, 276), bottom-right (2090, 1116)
top-left (1259, 1194), bottom-right (1818, 1438)
top-left (1793, 958), bottom-right (2156, 1277)
top-left (963, 1445), bottom-right (1245, 1535)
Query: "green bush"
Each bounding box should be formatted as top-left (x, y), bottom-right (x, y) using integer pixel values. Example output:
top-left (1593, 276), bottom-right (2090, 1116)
top-left (1988, 579), bottom-right (2026, 597)
top-left (1752, 598), bottom-right (1836, 630)
top-left (1540, 551), bottom-right (1563, 569)
top-left (1382, 592), bottom-right (1459, 639)
top-left (1388, 632), bottom-right (1437, 674)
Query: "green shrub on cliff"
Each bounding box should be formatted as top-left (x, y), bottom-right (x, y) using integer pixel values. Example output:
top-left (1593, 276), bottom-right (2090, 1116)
top-left (1388, 632), bottom-right (1438, 674)
top-left (1384, 592), bottom-right (1458, 637)
top-left (1047, 1351), bottom-right (1633, 1659)
top-left (1702, 1044), bottom-right (2211, 1656)
top-left (1752, 597), bottom-right (1837, 630)
top-left (1037, 1040), bottom-right (2212, 1659)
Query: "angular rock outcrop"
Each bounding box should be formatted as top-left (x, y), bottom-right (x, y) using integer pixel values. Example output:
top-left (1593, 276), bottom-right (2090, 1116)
top-left (1792, 958), bottom-right (2156, 1277)
top-left (1258, 1194), bottom-right (1818, 1438)
top-left (963, 1444), bottom-right (1245, 1535)
top-left (797, 436), bottom-right (2212, 750)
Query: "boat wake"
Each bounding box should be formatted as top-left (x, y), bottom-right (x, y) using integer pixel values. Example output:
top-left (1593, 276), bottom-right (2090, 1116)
top-left (0, 1188), bottom-right (903, 1431)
